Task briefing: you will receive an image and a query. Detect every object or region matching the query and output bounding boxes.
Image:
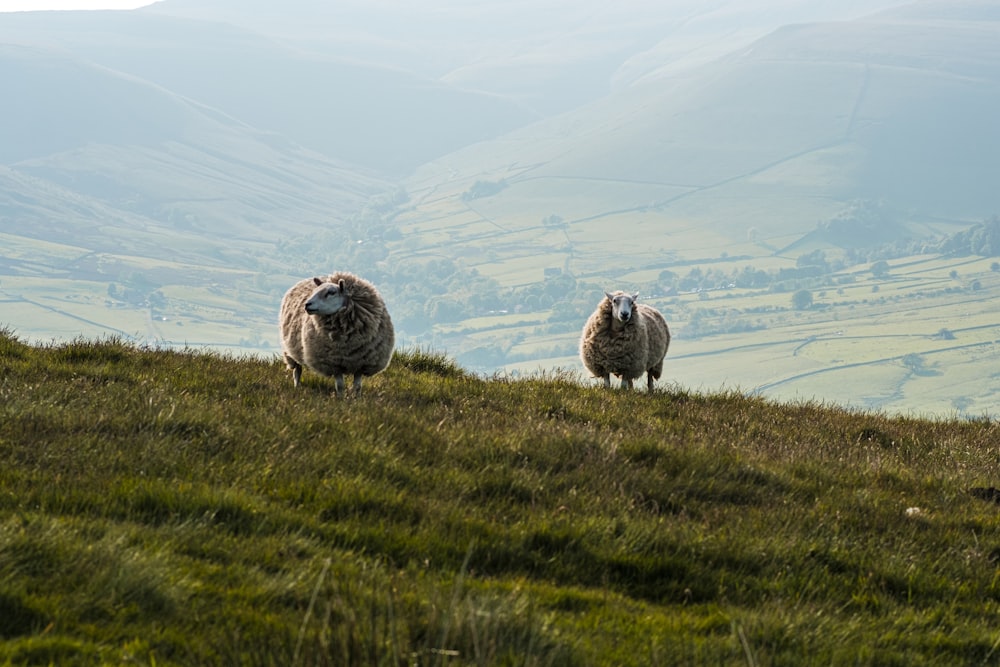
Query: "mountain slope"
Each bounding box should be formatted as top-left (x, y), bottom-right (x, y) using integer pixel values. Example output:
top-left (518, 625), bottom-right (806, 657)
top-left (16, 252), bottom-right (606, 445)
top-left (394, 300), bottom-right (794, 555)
top-left (142, 0), bottom-right (906, 117)
top-left (0, 42), bottom-right (386, 250)
top-left (0, 10), bottom-right (538, 175)
top-left (402, 3), bottom-right (1000, 262)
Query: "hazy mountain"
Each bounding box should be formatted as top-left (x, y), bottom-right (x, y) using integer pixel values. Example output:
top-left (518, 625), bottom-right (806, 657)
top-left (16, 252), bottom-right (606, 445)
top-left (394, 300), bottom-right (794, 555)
top-left (0, 10), bottom-right (537, 175)
top-left (143, 0), bottom-right (905, 117)
top-left (0, 42), bottom-right (387, 257)
top-left (404, 1), bottom-right (1000, 255)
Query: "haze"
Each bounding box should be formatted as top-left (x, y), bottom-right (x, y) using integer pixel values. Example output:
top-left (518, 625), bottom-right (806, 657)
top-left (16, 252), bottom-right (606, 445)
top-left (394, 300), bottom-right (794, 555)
top-left (1, 0), bottom-right (999, 417)
top-left (0, 1), bottom-right (152, 10)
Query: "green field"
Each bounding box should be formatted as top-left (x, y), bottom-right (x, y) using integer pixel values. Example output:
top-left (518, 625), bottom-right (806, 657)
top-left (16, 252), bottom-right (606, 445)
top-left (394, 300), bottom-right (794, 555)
top-left (3, 335), bottom-right (1000, 665)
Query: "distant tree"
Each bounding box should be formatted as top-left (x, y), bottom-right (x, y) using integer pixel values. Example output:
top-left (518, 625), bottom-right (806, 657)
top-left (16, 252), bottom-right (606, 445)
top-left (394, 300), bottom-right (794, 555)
top-left (792, 289), bottom-right (813, 310)
top-left (949, 270), bottom-right (959, 279)
top-left (147, 291), bottom-right (167, 310)
top-left (937, 328), bottom-right (956, 340)
top-left (902, 354), bottom-right (924, 372)
top-left (543, 272), bottom-right (577, 300)
top-left (679, 267), bottom-right (703, 292)
top-left (461, 179), bottom-right (507, 201)
top-left (797, 249), bottom-right (829, 272)
top-left (991, 262), bottom-right (1000, 272)
top-left (425, 297), bottom-right (465, 323)
top-left (871, 260), bottom-right (890, 278)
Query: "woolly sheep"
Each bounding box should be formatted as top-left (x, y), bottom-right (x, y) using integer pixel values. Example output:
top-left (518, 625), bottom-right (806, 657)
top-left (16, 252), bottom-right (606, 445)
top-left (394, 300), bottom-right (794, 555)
top-left (279, 271), bottom-right (395, 396)
top-left (579, 291), bottom-right (670, 390)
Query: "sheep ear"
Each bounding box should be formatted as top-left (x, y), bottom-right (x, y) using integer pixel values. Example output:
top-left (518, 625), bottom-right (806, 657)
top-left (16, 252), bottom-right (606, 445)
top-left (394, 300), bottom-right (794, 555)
top-left (604, 292), bottom-right (614, 300)
top-left (338, 278), bottom-right (347, 293)
top-left (631, 292), bottom-right (639, 301)
top-left (313, 277), bottom-right (323, 286)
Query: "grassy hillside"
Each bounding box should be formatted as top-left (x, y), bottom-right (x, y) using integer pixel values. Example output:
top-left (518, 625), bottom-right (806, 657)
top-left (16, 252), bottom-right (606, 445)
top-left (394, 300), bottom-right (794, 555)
top-left (2, 330), bottom-right (1000, 665)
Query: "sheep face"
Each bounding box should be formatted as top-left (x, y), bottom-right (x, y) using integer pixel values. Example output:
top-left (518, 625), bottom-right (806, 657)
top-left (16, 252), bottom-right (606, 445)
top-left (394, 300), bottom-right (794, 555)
top-left (305, 278), bottom-right (347, 316)
top-left (606, 291), bottom-right (640, 324)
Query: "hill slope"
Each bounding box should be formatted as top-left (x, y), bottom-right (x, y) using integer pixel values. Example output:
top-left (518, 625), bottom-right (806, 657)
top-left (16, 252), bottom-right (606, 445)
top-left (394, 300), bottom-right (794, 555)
top-left (404, 4), bottom-right (1000, 255)
top-left (1, 333), bottom-right (1000, 665)
top-left (142, 0), bottom-right (905, 116)
top-left (0, 42), bottom-right (386, 247)
top-left (0, 40), bottom-right (391, 352)
top-left (375, 1), bottom-right (1000, 412)
top-left (0, 9), bottom-right (538, 175)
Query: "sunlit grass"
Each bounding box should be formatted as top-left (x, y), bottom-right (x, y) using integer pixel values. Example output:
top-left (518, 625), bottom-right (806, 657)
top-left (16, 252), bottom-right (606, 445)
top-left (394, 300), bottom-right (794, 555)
top-left (2, 328), bottom-right (1000, 664)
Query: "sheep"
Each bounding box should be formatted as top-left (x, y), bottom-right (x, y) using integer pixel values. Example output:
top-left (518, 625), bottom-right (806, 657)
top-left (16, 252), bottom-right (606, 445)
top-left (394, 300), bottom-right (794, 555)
top-left (579, 291), bottom-right (670, 390)
top-left (279, 271), bottom-right (394, 396)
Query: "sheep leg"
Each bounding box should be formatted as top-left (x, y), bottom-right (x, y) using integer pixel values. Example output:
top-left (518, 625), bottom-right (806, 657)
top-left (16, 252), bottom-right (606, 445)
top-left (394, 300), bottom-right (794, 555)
top-left (621, 377), bottom-right (634, 390)
top-left (603, 374), bottom-right (612, 389)
top-left (647, 373), bottom-right (655, 392)
top-left (334, 374), bottom-right (345, 397)
top-left (284, 354), bottom-right (303, 387)
top-left (352, 374), bottom-right (363, 397)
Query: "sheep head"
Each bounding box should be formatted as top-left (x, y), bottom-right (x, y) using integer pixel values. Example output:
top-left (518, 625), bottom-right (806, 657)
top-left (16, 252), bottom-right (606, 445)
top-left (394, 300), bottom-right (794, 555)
top-left (305, 277), bottom-right (348, 316)
top-left (605, 291), bottom-right (640, 324)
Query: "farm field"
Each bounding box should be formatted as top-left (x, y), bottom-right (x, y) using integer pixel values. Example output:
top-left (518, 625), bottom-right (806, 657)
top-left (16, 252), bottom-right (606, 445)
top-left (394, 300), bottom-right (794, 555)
top-left (0, 273), bottom-right (280, 357)
top-left (499, 255), bottom-right (1000, 417)
top-left (3, 214), bottom-right (999, 419)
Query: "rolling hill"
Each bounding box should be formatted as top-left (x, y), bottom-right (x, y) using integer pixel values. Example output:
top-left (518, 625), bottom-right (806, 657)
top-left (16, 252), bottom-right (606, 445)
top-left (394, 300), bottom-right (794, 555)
top-left (402, 4), bottom-right (1000, 258)
top-left (0, 9), bottom-right (538, 175)
top-left (0, 40), bottom-right (391, 351)
top-left (380, 0), bottom-right (1000, 415)
top-left (141, 0), bottom-right (905, 116)
top-left (0, 42), bottom-right (386, 251)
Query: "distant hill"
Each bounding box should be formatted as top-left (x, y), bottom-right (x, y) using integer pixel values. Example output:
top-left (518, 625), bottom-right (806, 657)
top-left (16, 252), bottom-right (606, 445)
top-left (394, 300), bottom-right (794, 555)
top-left (403, 1), bottom-right (1000, 260)
top-left (0, 9), bottom-right (538, 175)
top-left (0, 42), bottom-right (387, 258)
top-left (142, 0), bottom-right (905, 117)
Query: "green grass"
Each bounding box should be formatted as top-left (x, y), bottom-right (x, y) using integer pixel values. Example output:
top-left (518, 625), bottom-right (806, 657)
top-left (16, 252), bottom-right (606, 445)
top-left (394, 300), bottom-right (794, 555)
top-left (2, 328), bottom-right (1000, 665)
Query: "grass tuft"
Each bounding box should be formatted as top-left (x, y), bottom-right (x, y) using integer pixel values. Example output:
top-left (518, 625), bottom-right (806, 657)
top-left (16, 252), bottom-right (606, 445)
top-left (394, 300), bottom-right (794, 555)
top-left (392, 346), bottom-right (467, 378)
